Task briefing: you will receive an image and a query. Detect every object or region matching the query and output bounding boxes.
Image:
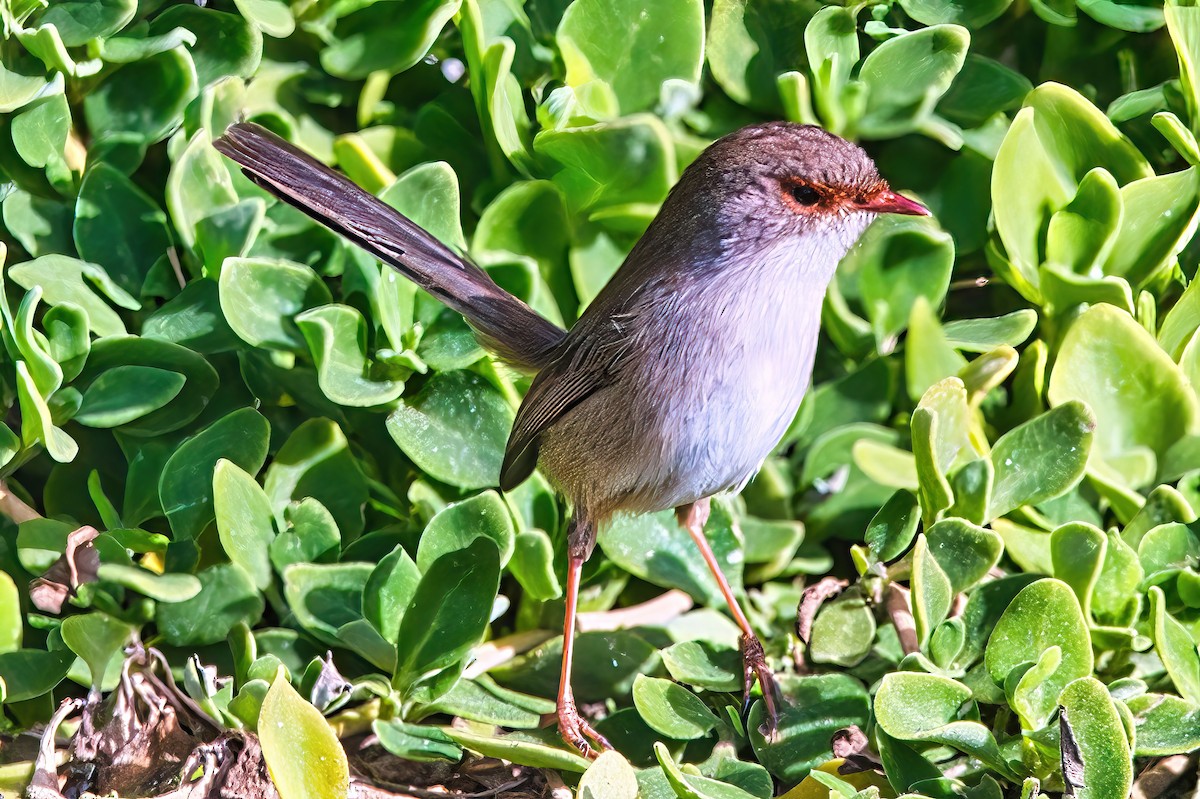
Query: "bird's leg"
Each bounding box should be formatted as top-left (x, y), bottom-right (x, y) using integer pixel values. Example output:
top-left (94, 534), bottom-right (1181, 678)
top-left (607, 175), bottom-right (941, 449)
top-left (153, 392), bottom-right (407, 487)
top-left (676, 498), bottom-right (780, 735)
top-left (556, 515), bottom-right (612, 758)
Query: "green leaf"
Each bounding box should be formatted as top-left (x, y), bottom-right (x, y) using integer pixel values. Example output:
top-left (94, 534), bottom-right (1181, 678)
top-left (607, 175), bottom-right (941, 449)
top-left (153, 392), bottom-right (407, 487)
top-left (269, 498), bottom-right (341, 573)
top-left (83, 48), bottom-right (198, 144)
top-left (155, 564), bottom-right (263, 645)
top-left (1149, 585), bottom-right (1200, 704)
top-left (429, 676), bottom-right (552, 729)
top-left (845, 216), bottom-right (955, 349)
top-left (214, 459), bottom-right (275, 590)
top-left (912, 534), bottom-right (954, 648)
top-left (372, 718), bottom-right (462, 762)
top-left (0, 572), bottom-right (20, 654)
top-left (234, 0), bottom-right (295, 37)
top-left (925, 518), bottom-right (1003, 593)
top-left (661, 641), bottom-right (741, 692)
top-left (9, 254), bottom-right (137, 338)
top-left (363, 546), bottom-right (420, 645)
top-left (809, 588), bottom-right (876, 667)
top-left (444, 727), bottom-right (591, 772)
top-left (1050, 523), bottom-right (1106, 618)
top-left (259, 668), bottom-right (349, 799)
top-left (579, 750), bottom-right (639, 799)
top-left (97, 563), bottom-right (202, 601)
top-left (1125, 693), bottom-right (1200, 755)
top-left (37, 0), bottom-right (136, 45)
top-left (60, 614), bottom-right (132, 690)
top-left (748, 674), bottom-right (870, 784)
top-left (632, 674), bottom-right (720, 740)
top-left (942, 310), bottom-right (1038, 353)
top-left (166, 130), bottom-right (238, 251)
top-left (534, 116), bottom-right (676, 214)
top-left (1049, 304), bottom-right (1195, 491)
top-left (984, 578), bottom-right (1094, 728)
top-left (75, 366), bottom-right (186, 428)
top-left (11, 93), bottom-right (69, 169)
top-left (74, 336), bottom-right (217, 435)
top-left (1105, 168), bottom-right (1200, 288)
top-left (296, 304), bottom-right (405, 406)
top-left (417, 490), bottom-right (515, 570)
top-left (265, 419), bottom-right (367, 538)
top-left (857, 25), bottom-right (969, 138)
top-left (509, 529), bottom-right (562, 601)
top-left (0, 649), bottom-right (74, 702)
top-left (148, 6), bottom-right (262, 88)
top-left (1059, 677), bottom-right (1133, 799)
top-left (386, 370), bottom-right (514, 490)
top-left (379, 160), bottom-right (466, 252)
top-left (655, 742), bottom-right (761, 799)
top-left (874, 672), bottom-right (1009, 774)
top-left (159, 408), bottom-right (271, 539)
top-left (74, 162), bottom-right (172, 297)
top-left (318, 0), bottom-right (462, 80)
top-left (282, 562), bottom-right (372, 647)
top-left (992, 84), bottom-right (1152, 299)
top-left (557, 0), bottom-right (704, 114)
top-left (599, 506), bottom-right (742, 607)
top-left (866, 490), bottom-right (921, 563)
top-left (988, 402), bottom-right (1095, 520)
top-left (707, 0), bottom-right (809, 111)
top-left (393, 538), bottom-right (501, 704)
top-left (220, 257), bottom-right (334, 351)
top-left (899, 0), bottom-right (1013, 27)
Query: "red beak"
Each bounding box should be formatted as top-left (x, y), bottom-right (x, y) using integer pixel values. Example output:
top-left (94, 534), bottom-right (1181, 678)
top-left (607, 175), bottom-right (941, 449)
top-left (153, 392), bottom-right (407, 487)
top-left (857, 190), bottom-right (930, 216)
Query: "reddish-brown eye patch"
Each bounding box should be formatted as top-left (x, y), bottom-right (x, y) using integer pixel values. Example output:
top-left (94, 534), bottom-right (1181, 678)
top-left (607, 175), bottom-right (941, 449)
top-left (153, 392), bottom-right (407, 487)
top-left (781, 180), bottom-right (827, 211)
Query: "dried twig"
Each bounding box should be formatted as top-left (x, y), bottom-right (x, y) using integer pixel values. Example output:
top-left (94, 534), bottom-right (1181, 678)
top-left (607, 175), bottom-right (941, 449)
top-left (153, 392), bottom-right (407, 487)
top-left (578, 589), bottom-right (694, 632)
top-left (886, 583), bottom-right (919, 655)
top-left (0, 479), bottom-right (40, 522)
top-left (1131, 753), bottom-right (1197, 799)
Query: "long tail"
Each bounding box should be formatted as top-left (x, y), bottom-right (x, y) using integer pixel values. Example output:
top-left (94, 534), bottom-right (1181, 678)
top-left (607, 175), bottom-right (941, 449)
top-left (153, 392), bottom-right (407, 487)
top-left (213, 122), bottom-right (565, 371)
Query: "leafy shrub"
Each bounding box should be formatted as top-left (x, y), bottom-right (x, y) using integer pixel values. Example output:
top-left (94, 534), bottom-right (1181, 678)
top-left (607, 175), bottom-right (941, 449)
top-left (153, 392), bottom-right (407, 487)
top-left (4, 0), bottom-right (1200, 797)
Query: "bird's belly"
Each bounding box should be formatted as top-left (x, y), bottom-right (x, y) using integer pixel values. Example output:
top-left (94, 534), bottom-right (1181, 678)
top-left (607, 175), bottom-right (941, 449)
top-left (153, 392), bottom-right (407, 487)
top-left (540, 337), bottom-right (813, 516)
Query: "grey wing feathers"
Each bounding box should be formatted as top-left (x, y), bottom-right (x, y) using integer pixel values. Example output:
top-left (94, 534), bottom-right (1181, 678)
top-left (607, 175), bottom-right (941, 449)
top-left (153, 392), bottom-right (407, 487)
top-left (214, 122), bottom-right (565, 371)
top-left (499, 334), bottom-right (623, 491)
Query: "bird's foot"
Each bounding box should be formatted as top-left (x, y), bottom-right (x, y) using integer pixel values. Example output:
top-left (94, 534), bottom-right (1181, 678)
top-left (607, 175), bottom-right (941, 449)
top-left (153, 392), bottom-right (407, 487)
top-left (558, 699), bottom-right (612, 758)
top-left (741, 633), bottom-right (781, 740)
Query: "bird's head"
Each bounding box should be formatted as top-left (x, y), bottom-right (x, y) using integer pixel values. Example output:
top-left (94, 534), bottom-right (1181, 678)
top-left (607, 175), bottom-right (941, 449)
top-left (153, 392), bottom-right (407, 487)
top-left (662, 122), bottom-right (928, 257)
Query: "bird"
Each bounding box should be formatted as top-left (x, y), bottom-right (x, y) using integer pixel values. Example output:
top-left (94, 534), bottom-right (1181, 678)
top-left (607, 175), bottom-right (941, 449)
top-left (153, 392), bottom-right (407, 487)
top-left (214, 120), bottom-right (929, 756)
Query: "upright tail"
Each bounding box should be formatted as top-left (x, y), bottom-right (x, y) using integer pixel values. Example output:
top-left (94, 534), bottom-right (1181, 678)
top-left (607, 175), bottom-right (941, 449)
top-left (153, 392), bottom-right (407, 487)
top-left (213, 122), bottom-right (566, 371)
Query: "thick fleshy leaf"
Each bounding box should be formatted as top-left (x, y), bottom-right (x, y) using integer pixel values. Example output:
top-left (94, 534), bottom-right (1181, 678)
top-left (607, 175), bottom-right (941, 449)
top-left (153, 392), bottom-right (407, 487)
top-left (988, 401), bottom-right (1095, 520)
top-left (214, 459), bottom-right (275, 590)
top-left (416, 491), bottom-right (515, 570)
top-left (1049, 304), bottom-right (1196, 491)
top-left (1059, 678), bottom-right (1133, 799)
top-left (749, 674), bottom-right (870, 783)
top-left (220, 257), bottom-right (333, 351)
top-left (159, 408), bottom-right (270, 539)
top-left (632, 675), bottom-right (720, 740)
top-left (984, 578), bottom-right (1093, 728)
top-left (259, 668), bottom-right (349, 799)
top-left (599, 507), bottom-right (742, 607)
top-left (392, 538), bottom-right (501, 704)
top-left (386, 370), bottom-right (514, 490)
top-left (557, 0), bottom-right (703, 114)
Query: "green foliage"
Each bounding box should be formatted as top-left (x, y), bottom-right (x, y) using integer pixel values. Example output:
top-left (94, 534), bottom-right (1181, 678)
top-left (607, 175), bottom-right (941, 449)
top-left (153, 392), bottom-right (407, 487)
top-left (5, 0), bottom-right (1200, 796)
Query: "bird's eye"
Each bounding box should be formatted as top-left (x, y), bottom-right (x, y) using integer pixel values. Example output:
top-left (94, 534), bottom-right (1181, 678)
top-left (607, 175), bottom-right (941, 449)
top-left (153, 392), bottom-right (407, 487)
top-left (790, 184), bottom-right (821, 206)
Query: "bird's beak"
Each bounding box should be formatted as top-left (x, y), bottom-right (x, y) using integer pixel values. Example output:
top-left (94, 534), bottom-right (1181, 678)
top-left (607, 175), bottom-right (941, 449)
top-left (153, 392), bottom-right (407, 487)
top-left (856, 190), bottom-right (930, 216)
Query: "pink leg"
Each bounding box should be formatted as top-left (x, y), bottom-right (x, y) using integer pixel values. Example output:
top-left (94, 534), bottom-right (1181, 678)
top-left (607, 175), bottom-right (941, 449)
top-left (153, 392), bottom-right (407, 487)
top-left (556, 518), bottom-right (612, 757)
top-left (677, 498), bottom-right (780, 734)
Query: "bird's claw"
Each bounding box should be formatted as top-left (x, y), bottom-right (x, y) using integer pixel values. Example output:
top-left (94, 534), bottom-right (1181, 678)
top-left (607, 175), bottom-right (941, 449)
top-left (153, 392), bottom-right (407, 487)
top-left (741, 633), bottom-right (781, 740)
top-left (558, 700), bottom-right (612, 758)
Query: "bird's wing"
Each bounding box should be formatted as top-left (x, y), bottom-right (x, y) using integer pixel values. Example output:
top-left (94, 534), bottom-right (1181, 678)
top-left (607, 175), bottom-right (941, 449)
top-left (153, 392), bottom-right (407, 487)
top-left (499, 331), bottom-right (625, 491)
